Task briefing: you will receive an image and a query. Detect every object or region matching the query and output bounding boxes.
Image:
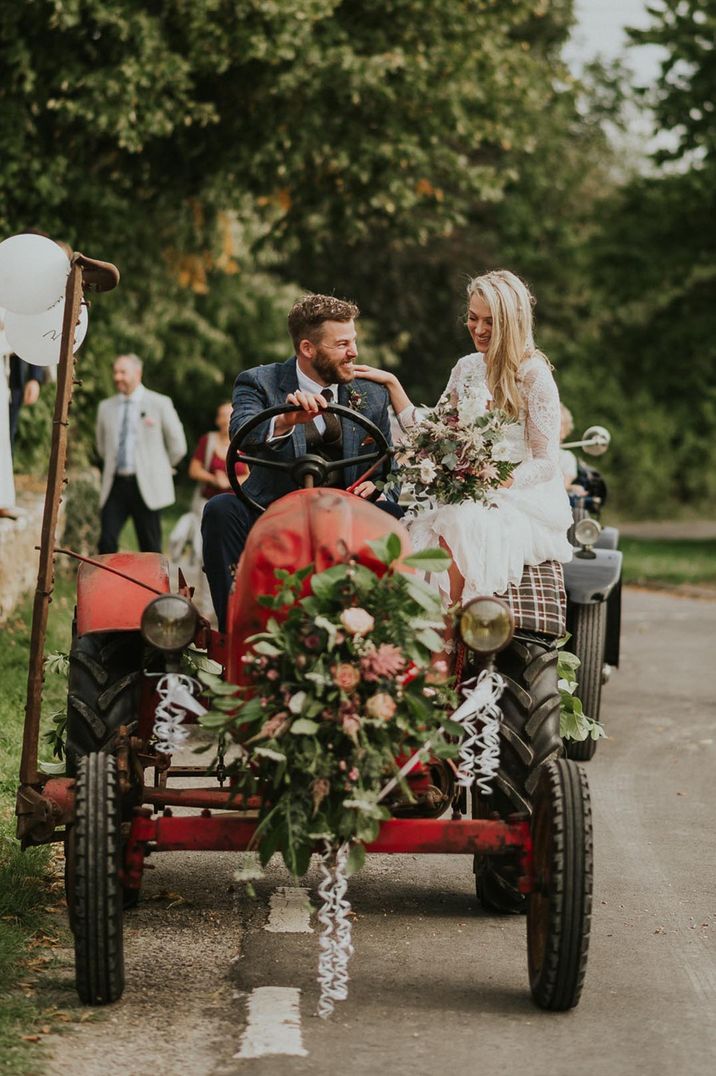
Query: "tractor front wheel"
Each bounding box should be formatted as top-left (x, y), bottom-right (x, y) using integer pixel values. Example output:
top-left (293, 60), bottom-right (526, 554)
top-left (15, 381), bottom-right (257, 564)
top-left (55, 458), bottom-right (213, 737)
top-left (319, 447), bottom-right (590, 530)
top-left (65, 631), bottom-right (143, 775)
top-left (72, 752), bottom-right (125, 1005)
top-left (527, 758), bottom-right (592, 1010)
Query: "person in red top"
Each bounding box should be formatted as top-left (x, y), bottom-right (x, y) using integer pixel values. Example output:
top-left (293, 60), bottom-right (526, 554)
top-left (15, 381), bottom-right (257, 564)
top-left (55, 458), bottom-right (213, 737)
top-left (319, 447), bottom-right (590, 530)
top-left (188, 401), bottom-right (248, 499)
top-left (169, 402), bottom-right (246, 568)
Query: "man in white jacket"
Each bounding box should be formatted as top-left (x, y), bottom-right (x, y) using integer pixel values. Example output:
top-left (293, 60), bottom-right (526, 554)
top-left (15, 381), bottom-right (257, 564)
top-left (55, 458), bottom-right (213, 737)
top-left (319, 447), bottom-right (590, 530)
top-left (96, 353), bottom-right (187, 553)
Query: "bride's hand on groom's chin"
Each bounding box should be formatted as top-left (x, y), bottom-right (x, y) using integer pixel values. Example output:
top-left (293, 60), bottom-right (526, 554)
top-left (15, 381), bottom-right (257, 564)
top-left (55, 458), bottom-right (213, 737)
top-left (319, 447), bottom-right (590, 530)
top-left (352, 364), bottom-right (395, 387)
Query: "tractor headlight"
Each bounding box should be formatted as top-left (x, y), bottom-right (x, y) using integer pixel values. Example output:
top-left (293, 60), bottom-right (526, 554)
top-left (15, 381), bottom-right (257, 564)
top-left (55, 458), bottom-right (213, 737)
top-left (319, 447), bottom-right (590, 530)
top-left (459, 597), bottom-right (514, 654)
top-left (141, 595), bottom-right (198, 652)
top-left (574, 517), bottom-right (601, 551)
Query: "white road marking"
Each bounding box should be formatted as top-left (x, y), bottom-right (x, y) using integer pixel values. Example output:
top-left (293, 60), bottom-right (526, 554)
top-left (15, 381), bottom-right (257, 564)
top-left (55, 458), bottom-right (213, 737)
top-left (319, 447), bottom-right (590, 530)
top-left (264, 886), bottom-right (314, 933)
top-left (234, 987), bottom-right (308, 1059)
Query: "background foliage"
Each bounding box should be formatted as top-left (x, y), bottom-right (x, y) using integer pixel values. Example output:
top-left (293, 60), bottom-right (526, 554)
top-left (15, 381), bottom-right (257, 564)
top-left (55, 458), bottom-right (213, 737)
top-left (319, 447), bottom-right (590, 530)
top-left (3, 0), bottom-right (713, 517)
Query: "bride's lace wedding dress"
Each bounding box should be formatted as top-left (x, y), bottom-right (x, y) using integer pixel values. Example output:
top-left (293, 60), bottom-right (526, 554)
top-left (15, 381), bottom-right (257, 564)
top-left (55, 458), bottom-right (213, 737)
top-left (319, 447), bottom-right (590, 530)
top-left (401, 351), bottom-right (573, 602)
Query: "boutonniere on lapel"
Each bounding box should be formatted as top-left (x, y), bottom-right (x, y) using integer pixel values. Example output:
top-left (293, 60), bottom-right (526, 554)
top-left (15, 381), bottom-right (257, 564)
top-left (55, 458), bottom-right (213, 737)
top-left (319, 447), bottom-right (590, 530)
top-left (140, 411), bottom-right (157, 428)
top-left (346, 384), bottom-right (367, 412)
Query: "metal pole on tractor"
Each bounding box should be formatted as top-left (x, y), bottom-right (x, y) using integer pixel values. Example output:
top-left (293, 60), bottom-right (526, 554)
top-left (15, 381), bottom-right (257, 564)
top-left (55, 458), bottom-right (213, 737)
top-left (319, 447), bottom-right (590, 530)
top-left (16, 254), bottom-right (119, 797)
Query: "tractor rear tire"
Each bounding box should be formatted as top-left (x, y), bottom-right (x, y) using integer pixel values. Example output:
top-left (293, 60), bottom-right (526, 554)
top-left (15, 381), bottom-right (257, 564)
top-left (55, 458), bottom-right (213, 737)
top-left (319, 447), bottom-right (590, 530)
top-left (65, 631), bottom-right (143, 775)
top-left (72, 752), bottom-right (125, 1005)
top-left (528, 759), bottom-right (592, 1010)
top-left (472, 635), bottom-right (563, 914)
top-left (565, 602), bottom-right (607, 762)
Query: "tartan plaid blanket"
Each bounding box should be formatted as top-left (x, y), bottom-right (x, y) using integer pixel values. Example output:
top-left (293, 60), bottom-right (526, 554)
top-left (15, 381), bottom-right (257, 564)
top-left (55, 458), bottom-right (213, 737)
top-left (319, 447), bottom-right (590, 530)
top-left (496, 560), bottom-right (566, 638)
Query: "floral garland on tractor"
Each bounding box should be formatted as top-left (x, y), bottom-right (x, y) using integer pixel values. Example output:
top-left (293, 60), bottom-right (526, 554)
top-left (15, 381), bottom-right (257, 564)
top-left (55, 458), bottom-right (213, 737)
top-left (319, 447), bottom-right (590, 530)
top-left (198, 534), bottom-right (458, 878)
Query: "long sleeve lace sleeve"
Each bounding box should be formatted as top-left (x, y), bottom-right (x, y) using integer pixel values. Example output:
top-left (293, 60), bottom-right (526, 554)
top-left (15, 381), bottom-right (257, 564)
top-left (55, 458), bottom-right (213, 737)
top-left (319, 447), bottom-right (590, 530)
top-left (511, 361), bottom-right (561, 489)
top-left (397, 357), bottom-right (462, 431)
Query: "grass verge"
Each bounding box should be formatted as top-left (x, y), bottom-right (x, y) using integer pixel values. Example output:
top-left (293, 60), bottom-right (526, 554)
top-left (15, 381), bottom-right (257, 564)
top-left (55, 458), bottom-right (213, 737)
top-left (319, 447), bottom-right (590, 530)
top-left (0, 500), bottom-right (191, 1071)
top-left (620, 536), bottom-right (716, 589)
top-left (0, 572), bottom-right (75, 1074)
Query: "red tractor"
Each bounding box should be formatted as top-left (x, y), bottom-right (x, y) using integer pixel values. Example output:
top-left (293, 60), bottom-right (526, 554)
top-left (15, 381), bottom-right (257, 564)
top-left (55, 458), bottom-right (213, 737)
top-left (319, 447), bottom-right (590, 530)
top-left (16, 257), bottom-right (593, 1016)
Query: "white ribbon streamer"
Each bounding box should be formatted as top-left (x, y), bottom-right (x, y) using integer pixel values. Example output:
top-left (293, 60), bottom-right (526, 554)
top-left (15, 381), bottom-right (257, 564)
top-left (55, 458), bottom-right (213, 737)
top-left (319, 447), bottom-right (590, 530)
top-left (316, 841), bottom-right (354, 1019)
top-left (452, 668), bottom-right (505, 795)
top-left (152, 672), bottom-right (207, 755)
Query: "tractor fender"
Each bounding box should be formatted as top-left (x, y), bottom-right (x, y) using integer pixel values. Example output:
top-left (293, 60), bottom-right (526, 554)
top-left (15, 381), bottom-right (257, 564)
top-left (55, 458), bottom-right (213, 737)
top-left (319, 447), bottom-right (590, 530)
top-left (563, 547), bottom-right (622, 605)
top-left (75, 552), bottom-right (171, 635)
top-left (595, 525), bottom-right (619, 551)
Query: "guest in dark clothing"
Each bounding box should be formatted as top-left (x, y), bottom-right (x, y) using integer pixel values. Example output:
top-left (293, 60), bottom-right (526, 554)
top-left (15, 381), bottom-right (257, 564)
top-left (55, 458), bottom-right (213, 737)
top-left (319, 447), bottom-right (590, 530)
top-left (8, 354), bottom-right (43, 451)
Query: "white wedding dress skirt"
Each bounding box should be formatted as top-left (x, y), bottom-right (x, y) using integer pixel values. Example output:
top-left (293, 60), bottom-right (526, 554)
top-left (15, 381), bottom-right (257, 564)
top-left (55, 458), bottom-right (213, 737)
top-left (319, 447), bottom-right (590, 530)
top-left (406, 471), bottom-right (573, 603)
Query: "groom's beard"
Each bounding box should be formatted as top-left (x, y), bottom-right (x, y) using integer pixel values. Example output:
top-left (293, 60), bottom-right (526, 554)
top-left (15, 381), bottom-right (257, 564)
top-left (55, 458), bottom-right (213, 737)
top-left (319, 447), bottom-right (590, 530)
top-left (312, 344), bottom-right (354, 384)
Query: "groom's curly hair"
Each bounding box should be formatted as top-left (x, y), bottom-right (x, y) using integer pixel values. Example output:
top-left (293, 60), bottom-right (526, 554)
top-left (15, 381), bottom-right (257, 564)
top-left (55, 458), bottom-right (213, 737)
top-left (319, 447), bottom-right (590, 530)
top-left (288, 293), bottom-right (359, 351)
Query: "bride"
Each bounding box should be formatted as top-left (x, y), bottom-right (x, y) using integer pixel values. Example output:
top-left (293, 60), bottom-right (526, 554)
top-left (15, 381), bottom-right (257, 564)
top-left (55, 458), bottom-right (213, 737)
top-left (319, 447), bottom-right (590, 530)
top-left (354, 269), bottom-right (573, 604)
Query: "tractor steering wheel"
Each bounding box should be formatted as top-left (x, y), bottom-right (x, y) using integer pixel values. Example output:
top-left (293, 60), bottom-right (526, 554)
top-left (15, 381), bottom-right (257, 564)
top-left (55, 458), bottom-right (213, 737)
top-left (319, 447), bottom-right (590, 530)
top-left (225, 402), bottom-right (391, 514)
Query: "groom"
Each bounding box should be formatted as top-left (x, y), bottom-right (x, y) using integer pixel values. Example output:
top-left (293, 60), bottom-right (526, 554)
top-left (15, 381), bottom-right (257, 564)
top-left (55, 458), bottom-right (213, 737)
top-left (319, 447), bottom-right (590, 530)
top-left (202, 293), bottom-right (400, 629)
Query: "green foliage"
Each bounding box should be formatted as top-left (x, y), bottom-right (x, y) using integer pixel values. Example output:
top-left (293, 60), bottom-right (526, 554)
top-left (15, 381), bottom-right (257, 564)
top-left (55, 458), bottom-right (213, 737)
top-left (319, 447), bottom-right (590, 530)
top-left (2, 0), bottom-right (590, 463)
top-left (556, 642), bottom-right (605, 742)
top-left (0, 578), bottom-right (75, 1062)
top-left (2, 1), bottom-right (711, 513)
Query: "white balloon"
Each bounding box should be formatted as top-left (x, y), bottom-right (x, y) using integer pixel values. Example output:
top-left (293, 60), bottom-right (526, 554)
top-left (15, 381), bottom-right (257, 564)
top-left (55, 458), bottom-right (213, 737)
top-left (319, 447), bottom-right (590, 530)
top-left (0, 234), bottom-right (71, 315)
top-left (4, 299), bottom-right (89, 366)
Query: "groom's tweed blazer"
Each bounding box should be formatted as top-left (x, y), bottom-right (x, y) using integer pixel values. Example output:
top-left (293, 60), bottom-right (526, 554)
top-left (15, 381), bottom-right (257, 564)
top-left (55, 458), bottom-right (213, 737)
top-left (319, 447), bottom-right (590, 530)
top-left (230, 356), bottom-right (397, 509)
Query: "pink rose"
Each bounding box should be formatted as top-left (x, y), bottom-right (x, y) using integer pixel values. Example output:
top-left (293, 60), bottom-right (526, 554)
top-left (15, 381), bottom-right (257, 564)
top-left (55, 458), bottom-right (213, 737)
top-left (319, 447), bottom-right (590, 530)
top-left (426, 659), bottom-right (449, 684)
top-left (311, 777), bottom-right (330, 814)
top-left (252, 712), bottom-right (290, 740)
top-left (332, 663), bottom-right (361, 691)
top-left (360, 643), bottom-right (406, 681)
top-left (340, 608), bottom-right (375, 636)
top-left (342, 713), bottom-right (362, 742)
top-left (366, 692), bottom-right (397, 721)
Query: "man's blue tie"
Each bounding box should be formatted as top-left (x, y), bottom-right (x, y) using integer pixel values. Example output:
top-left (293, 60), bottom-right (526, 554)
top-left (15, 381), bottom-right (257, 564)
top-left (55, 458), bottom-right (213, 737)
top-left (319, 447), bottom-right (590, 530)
top-left (117, 398), bottom-right (131, 471)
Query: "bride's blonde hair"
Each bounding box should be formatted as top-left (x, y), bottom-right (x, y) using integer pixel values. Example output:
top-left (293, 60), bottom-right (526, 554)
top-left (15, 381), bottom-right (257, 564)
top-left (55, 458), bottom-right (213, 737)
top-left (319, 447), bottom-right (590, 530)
top-left (466, 269), bottom-right (548, 419)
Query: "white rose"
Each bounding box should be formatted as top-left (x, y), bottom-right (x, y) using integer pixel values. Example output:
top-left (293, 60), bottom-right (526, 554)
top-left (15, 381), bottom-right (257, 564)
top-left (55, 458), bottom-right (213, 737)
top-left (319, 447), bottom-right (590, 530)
top-left (419, 459), bottom-right (438, 483)
top-left (491, 438), bottom-right (513, 462)
top-left (459, 387), bottom-right (491, 425)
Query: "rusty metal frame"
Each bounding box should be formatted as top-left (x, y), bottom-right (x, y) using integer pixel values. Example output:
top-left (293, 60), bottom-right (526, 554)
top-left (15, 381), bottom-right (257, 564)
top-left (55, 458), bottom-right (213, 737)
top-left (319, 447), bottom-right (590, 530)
top-left (122, 812), bottom-right (534, 895)
top-left (16, 253), bottom-right (120, 832)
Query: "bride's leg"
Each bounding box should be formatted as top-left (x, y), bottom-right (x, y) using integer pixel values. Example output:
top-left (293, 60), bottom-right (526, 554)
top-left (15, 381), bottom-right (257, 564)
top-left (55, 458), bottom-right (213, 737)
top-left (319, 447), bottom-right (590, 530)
top-left (435, 537), bottom-right (464, 667)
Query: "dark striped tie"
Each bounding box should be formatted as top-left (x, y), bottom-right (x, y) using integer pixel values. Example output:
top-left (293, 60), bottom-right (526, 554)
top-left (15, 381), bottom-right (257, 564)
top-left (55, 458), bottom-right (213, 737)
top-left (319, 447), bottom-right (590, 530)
top-left (320, 388), bottom-right (341, 444)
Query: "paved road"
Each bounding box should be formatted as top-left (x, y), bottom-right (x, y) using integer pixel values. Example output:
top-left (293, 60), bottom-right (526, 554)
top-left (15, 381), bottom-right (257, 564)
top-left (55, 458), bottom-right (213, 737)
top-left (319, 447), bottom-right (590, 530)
top-left (42, 588), bottom-right (716, 1076)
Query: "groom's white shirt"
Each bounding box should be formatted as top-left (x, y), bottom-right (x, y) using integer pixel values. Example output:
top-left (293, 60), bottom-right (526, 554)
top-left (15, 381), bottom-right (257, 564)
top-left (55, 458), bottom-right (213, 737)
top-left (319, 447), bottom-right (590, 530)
top-left (268, 366), bottom-right (339, 440)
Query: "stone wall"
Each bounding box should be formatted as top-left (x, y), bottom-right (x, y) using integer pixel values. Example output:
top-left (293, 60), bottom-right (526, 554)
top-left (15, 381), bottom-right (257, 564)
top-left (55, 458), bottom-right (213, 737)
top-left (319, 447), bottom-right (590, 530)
top-left (0, 491), bottom-right (55, 624)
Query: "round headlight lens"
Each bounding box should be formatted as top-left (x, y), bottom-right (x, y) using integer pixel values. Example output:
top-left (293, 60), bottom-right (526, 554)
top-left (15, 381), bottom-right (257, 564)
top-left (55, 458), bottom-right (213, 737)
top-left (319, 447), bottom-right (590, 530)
top-left (574, 517), bottom-right (601, 548)
top-left (459, 597), bottom-right (514, 654)
top-left (141, 595), bottom-right (198, 652)
top-left (582, 425), bottom-right (611, 457)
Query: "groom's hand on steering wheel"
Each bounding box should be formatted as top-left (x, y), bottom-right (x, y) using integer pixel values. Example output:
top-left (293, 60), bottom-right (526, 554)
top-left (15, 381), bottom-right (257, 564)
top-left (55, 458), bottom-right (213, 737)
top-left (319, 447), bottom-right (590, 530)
top-left (273, 391), bottom-right (328, 436)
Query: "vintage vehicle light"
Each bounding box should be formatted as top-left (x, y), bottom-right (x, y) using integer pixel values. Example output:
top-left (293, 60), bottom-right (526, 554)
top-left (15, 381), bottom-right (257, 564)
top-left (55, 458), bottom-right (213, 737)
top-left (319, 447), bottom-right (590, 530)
top-left (581, 425), bottom-right (611, 457)
top-left (459, 596), bottom-right (514, 654)
top-left (141, 595), bottom-right (198, 652)
top-left (574, 517), bottom-right (601, 549)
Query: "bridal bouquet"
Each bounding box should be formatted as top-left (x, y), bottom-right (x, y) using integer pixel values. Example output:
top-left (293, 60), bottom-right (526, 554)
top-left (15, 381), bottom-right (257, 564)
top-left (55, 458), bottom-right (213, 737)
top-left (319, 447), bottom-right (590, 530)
top-left (388, 383), bottom-right (519, 507)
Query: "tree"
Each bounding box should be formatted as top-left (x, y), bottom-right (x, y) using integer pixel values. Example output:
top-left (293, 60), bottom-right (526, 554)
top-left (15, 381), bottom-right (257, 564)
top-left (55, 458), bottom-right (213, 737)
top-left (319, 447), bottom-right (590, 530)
top-left (2, 0), bottom-right (587, 458)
